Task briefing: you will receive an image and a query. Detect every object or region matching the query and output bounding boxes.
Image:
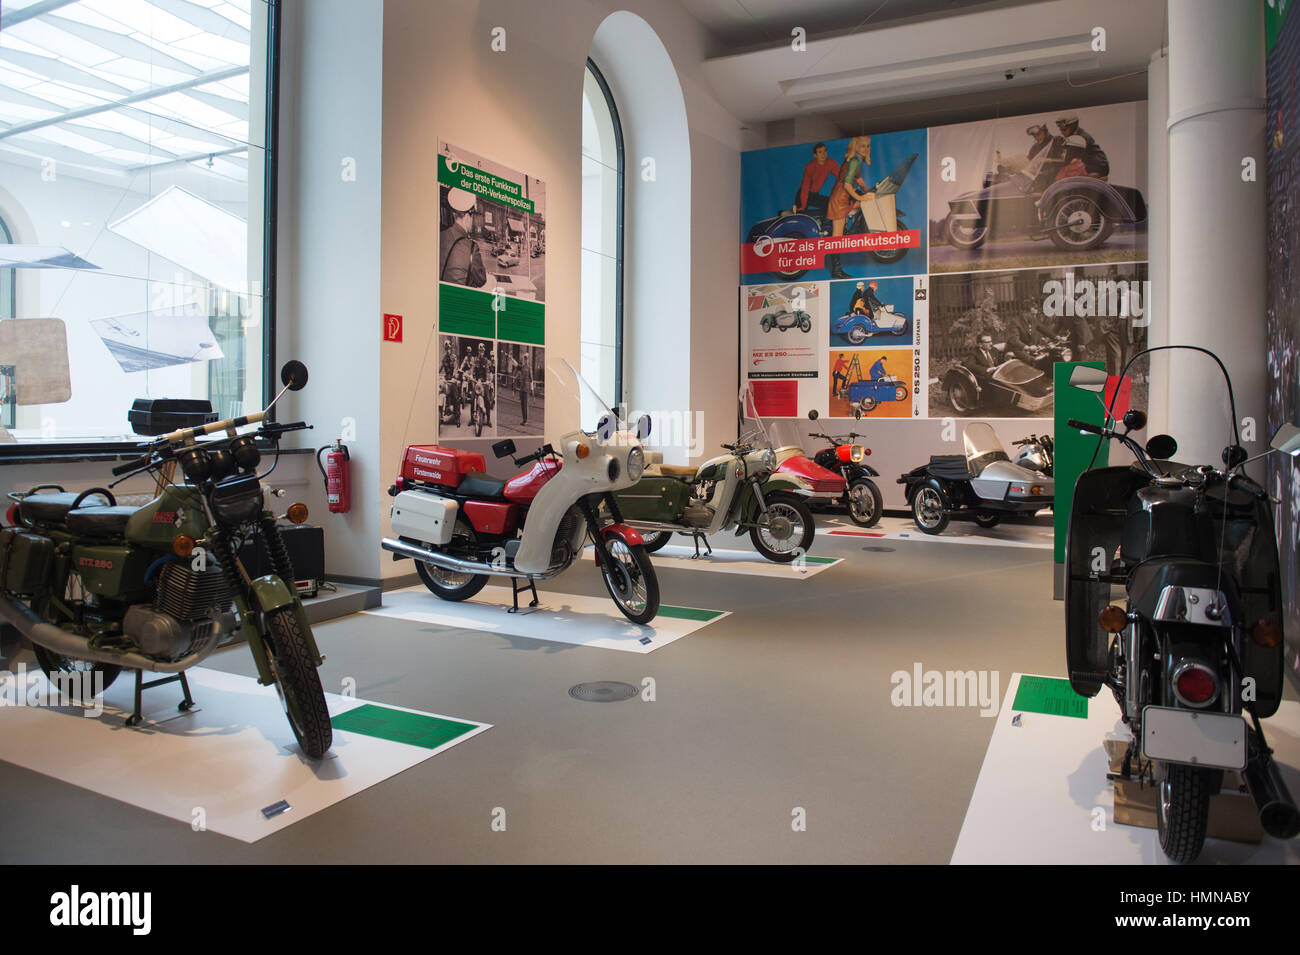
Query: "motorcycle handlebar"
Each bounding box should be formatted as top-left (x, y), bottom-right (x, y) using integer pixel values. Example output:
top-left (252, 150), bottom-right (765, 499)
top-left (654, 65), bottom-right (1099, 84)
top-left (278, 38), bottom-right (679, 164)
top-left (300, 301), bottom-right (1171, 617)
top-left (111, 454), bottom-right (151, 476)
top-left (1067, 418), bottom-right (1105, 436)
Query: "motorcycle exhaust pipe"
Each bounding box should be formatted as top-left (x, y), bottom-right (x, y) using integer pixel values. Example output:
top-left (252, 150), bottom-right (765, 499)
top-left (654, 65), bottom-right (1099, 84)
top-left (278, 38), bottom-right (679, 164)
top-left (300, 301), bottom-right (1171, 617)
top-left (381, 537), bottom-right (567, 581)
top-left (0, 595), bottom-right (218, 675)
top-left (1244, 748), bottom-right (1300, 840)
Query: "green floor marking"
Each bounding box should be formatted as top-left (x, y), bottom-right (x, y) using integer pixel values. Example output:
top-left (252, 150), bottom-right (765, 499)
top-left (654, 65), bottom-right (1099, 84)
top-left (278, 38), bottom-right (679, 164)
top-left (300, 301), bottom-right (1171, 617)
top-left (1011, 675), bottom-right (1089, 719)
top-left (803, 556), bottom-right (838, 565)
top-left (656, 605), bottom-right (725, 622)
top-left (331, 704), bottom-right (479, 749)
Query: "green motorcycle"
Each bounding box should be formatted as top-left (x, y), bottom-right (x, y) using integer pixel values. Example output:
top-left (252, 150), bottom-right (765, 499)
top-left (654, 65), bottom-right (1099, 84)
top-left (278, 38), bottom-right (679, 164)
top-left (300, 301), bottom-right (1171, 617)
top-left (0, 362), bottom-right (333, 759)
top-left (610, 390), bottom-right (816, 562)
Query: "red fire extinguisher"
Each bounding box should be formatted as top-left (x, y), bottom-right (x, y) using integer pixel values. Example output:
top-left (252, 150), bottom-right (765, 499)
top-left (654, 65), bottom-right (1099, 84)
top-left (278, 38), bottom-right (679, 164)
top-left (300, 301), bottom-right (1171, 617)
top-left (316, 440), bottom-right (351, 513)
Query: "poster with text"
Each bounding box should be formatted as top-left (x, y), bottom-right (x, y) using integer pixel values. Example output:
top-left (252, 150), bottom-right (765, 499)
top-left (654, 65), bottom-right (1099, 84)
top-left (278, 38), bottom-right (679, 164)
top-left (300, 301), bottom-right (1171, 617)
top-left (742, 280), bottom-right (828, 417)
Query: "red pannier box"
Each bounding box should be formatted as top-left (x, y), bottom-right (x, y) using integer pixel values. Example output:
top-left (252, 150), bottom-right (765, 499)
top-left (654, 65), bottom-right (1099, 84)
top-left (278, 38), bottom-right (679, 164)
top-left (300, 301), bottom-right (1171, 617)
top-left (401, 445), bottom-right (486, 488)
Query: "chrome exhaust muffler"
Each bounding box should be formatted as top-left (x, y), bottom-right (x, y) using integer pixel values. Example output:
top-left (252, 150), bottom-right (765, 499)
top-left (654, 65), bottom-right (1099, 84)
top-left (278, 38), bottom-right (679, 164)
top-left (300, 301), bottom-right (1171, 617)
top-left (1244, 748), bottom-right (1300, 840)
top-left (381, 537), bottom-right (568, 581)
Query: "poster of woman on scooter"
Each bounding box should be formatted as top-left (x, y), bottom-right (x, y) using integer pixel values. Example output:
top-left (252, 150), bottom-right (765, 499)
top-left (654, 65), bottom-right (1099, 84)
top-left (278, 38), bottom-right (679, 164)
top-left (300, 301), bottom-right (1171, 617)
top-left (928, 101), bottom-right (1148, 273)
top-left (741, 128), bottom-right (927, 284)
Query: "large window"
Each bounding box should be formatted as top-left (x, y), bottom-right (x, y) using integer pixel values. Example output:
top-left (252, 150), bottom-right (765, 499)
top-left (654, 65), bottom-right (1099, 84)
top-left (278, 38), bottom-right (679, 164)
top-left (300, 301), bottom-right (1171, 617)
top-left (0, 0), bottom-right (276, 446)
top-left (580, 58), bottom-right (623, 412)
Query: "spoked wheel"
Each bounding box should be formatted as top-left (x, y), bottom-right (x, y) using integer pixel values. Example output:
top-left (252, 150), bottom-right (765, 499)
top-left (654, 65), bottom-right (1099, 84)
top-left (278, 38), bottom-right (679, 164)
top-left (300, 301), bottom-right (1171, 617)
top-left (858, 397), bottom-right (877, 412)
top-left (911, 480), bottom-right (949, 535)
top-left (597, 538), bottom-right (660, 624)
top-left (415, 517), bottom-right (490, 601)
top-left (845, 478), bottom-right (883, 527)
top-left (263, 606), bottom-right (333, 759)
top-left (639, 529), bottom-right (673, 554)
top-left (32, 646), bottom-right (120, 701)
top-left (973, 510), bottom-right (1000, 528)
top-left (751, 497), bottom-right (815, 562)
top-left (1156, 764), bottom-right (1222, 864)
top-left (946, 378), bottom-right (979, 415)
top-left (1048, 195), bottom-right (1114, 251)
top-left (847, 324), bottom-right (868, 345)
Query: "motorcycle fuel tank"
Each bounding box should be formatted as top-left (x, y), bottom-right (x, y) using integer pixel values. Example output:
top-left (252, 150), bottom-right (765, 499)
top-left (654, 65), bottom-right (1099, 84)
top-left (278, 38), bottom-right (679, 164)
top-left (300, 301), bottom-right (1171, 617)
top-left (124, 486), bottom-right (208, 549)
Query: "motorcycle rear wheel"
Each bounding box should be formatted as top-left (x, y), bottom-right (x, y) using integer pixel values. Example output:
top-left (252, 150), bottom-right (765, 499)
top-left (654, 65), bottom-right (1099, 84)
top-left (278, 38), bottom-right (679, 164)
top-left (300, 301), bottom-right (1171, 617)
top-left (598, 539), bottom-right (660, 624)
top-left (415, 518), bottom-right (490, 601)
top-left (32, 646), bottom-right (120, 698)
top-left (893, 384), bottom-right (909, 402)
top-left (846, 478), bottom-right (883, 527)
top-left (798, 316), bottom-right (812, 332)
top-left (1048, 195), bottom-right (1114, 251)
top-left (1157, 764), bottom-right (1222, 864)
top-left (264, 607), bottom-right (333, 759)
top-left (911, 481), bottom-right (949, 534)
top-left (945, 215), bottom-right (988, 251)
top-left (639, 530), bottom-right (674, 554)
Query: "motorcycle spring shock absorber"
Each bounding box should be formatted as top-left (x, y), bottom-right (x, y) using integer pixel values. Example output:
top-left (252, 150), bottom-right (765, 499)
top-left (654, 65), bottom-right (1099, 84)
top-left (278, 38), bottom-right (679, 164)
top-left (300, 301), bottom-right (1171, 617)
top-left (258, 513), bottom-right (297, 585)
top-left (205, 530), bottom-right (250, 599)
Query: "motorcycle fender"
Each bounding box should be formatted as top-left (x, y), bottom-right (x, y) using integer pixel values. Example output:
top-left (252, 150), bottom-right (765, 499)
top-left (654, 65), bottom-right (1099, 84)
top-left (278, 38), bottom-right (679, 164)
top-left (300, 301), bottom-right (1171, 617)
top-left (595, 523), bottom-right (644, 563)
top-left (944, 365), bottom-right (980, 397)
top-left (763, 213), bottom-right (822, 239)
top-left (1038, 177), bottom-right (1139, 223)
top-left (248, 575), bottom-right (325, 676)
top-left (742, 475), bottom-right (804, 525)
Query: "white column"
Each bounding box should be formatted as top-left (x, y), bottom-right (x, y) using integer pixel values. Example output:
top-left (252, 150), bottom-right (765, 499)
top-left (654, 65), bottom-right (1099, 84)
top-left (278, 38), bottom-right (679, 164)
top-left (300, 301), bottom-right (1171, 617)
top-left (1165, 0), bottom-right (1267, 464)
top-left (1146, 48), bottom-right (1169, 436)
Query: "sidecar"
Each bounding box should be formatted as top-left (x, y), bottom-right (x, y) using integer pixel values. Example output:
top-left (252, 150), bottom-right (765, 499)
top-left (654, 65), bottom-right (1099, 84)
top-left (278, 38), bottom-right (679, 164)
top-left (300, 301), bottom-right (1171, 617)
top-left (845, 376), bottom-right (909, 413)
top-left (832, 304), bottom-right (908, 344)
top-left (760, 308), bottom-right (812, 333)
top-left (943, 357), bottom-right (1052, 417)
top-left (898, 422), bottom-right (1053, 534)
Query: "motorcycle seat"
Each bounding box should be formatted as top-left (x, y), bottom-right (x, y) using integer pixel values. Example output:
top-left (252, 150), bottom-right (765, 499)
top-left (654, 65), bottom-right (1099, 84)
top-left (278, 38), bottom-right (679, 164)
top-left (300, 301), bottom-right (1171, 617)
top-left (64, 505), bottom-right (137, 537)
top-left (657, 465), bottom-right (697, 481)
top-left (927, 455), bottom-right (973, 481)
top-left (18, 492), bottom-right (111, 525)
top-left (458, 474), bottom-right (510, 499)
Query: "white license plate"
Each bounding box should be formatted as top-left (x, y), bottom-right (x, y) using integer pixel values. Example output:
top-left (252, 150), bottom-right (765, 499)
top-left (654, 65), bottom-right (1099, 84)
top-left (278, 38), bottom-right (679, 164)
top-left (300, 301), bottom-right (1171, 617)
top-left (1141, 706), bottom-right (1246, 771)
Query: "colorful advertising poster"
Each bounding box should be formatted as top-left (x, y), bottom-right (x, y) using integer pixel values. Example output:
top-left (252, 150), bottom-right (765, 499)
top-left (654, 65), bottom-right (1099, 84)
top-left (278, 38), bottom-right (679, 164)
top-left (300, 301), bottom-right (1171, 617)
top-left (437, 141), bottom-right (546, 443)
top-left (742, 280), bottom-right (827, 417)
top-left (740, 129), bottom-right (927, 284)
top-left (927, 102), bottom-right (1148, 274)
top-left (827, 275), bottom-right (918, 348)
top-left (828, 347), bottom-right (913, 419)
top-left (926, 263), bottom-right (1147, 420)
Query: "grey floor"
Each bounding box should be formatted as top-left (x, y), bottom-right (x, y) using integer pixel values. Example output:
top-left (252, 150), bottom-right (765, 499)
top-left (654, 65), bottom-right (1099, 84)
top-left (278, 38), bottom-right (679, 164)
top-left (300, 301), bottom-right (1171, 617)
top-left (0, 514), bottom-right (1201, 863)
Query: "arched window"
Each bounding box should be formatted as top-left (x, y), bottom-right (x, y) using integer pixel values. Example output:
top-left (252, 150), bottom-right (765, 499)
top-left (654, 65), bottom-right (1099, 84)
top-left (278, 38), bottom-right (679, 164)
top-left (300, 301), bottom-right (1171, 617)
top-left (581, 58), bottom-right (624, 410)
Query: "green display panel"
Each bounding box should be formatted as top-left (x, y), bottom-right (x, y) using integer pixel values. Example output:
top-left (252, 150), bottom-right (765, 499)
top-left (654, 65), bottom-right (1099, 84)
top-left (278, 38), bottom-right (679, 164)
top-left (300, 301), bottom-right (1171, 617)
top-left (331, 704), bottom-right (479, 749)
top-left (437, 154), bottom-right (535, 214)
top-left (1011, 675), bottom-right (1089, 719)
top-left (438, 284), bottom-right (497, 339)
top-left (1053, 360), bottom-right (1109, 564)
top-left (494, 296), bottom-right (546, 345)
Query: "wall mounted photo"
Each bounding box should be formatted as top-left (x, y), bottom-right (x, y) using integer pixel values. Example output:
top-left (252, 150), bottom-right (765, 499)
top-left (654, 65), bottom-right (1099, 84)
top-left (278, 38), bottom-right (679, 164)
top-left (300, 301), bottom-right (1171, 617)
top-left (437, 334), bottom-right (496, 440)
top-left (827, 275), bottom-right (917, 348)
top-left (495, 341), bottom-right (545, 438)
top-left (828, 348), bottom-right (912, 418)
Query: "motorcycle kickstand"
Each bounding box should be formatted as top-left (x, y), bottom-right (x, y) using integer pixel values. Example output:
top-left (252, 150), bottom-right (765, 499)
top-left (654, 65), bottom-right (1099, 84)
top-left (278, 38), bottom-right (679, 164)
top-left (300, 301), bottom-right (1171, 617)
top-left (690, 534), bottom-right (712, 559)
top-left (508, 577), bottom-right (539, 614)
top-left (125, 668), bottom-right (196, 728)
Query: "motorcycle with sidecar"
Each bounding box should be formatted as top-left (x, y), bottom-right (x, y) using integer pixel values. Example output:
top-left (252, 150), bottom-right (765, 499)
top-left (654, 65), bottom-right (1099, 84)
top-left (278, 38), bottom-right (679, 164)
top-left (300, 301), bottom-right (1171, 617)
top-left (942, 344), bottom-right (1062, 417)
top-left (898, 421), bottom-right (1053, 534)
top-left (1064, 351), bottom-right (1300, 863)
top-left (0, 363), bottom-right (333, 757)
top-left (832, 303), bottom-right (908, 345)
top-left (382, 361), bottom-right (659, 624)
top-left (759, 308), bottom-right (812, 334)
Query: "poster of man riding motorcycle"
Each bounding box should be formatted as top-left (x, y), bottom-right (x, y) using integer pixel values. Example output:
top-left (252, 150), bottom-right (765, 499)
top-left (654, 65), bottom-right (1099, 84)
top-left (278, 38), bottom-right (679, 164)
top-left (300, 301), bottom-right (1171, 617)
top-left (828, 276), bottom-right (915, 348)
top-left (926, 263), bottom-right (1148, 418)
top-left (928, 101), bottom-right (1148, 273)
top-left (437, 334), bottom-right (497, 439)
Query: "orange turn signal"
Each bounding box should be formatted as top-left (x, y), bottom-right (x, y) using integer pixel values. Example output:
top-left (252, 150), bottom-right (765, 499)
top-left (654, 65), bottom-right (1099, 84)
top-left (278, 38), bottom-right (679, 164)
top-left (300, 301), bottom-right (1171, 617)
top-left (1099, 606), bottom-right (1128, 633)
top-left (1251, 619), bottom-right (1283, 648)
top-left (575, 443), bottom-right (590, 459)
top-left (172, 534), bottom-right (196, 557)
top-left (287, 503), bottom-right (309, 524)
top-left (1030, 485), bottom-right (1045, 495)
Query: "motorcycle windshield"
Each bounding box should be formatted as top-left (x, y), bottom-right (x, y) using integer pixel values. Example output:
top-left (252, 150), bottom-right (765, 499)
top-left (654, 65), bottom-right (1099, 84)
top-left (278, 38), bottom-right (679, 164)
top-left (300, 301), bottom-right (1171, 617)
top-left (554, 357), bottom-right (617, 435)
top-left (767, 419), bottom-right (809, 455)
top-left (962, 422), bottom-right (1010, 474)
top-left (738, 385), bottom-right (773, 450)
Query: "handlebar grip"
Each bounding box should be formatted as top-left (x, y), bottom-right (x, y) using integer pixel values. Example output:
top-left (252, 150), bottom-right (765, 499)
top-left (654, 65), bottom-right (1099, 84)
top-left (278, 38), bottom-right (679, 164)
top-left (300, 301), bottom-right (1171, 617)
top-left (111, 455), bottom-right (148, 476)
top-left (1067, 419), bottom-right (1105, 435)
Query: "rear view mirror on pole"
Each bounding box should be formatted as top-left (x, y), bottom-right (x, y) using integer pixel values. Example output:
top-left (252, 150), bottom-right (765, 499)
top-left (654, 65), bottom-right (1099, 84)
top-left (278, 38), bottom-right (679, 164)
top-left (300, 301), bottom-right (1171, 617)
top-left (1067, 365), bottom-right (1108, 393)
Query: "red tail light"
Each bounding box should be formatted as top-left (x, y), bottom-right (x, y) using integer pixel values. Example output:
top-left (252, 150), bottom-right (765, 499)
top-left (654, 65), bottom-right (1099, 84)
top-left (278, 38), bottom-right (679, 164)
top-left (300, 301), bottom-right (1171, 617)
top-left (1173, 664), bottom-right (1219, 707)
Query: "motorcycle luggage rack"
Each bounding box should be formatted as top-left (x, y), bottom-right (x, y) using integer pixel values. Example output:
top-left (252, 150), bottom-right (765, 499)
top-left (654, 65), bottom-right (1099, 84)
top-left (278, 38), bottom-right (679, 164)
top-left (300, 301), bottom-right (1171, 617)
top-left (124, 668), bottom-right (195, 727)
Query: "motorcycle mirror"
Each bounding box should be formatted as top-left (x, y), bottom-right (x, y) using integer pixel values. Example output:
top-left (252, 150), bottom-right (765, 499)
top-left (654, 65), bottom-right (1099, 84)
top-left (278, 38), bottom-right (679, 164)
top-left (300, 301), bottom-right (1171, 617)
top-left (1146, 434), bottom-right (1178, 460)
top-left (1270, 423), bottom-right (1300, 456)
top-left (808, 410), bottom-right (819, 421)
top-left (492, 438), bottom-right (516, 459)
top-left (636, 414), bottom-right (652, 441)
top-left (1222, 445), bottom-right (1248, 469)
top-left (280, 360), bottom-right (309, 391)
top-left (1122, 409), bottom-right (1147, 433)
top-left (1067, 365), bottom-right (1107, 393)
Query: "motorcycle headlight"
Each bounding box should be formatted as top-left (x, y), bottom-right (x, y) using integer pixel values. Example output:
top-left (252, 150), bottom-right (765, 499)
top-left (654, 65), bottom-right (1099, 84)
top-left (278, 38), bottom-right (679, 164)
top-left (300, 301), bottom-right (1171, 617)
top-left (762, 449), bottom-right (776, 471)
top-left (1061, 348), bottom-right (1073, 362)
top-left (849, 445), bottom-right (865, 463)
top-left (627, 446), bottom-right (644, 481)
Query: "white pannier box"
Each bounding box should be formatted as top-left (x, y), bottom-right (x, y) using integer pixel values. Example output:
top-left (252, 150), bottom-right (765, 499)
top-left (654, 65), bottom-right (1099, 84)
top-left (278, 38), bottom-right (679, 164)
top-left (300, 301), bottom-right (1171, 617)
top-left (391, 490), bottom-right (458, 546)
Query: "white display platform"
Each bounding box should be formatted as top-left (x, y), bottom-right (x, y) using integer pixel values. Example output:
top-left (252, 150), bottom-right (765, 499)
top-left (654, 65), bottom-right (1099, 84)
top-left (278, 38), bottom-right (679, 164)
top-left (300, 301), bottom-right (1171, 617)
top-left (598, 543), bottom-right (842, 578)
top-left (951, 672), bottom-right (1300, 864)
top-left (0, 667), bottom-right (490, 843)
top-left (367, 585), bottom-right (728, 654)
top-left (824, 513), bottom-right (1054, 549)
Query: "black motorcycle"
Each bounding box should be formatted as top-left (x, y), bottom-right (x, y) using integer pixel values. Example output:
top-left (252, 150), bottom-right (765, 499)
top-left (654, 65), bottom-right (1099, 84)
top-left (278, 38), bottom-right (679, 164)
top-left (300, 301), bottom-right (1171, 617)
top-left (806, 410), bottom-right (883, 527)
top-left (1064, 348), bottom-right (1300, 863)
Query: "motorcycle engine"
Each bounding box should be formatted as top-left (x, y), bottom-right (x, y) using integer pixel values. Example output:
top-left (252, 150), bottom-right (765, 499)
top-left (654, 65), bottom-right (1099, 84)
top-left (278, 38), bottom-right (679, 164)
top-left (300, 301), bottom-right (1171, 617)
top-left (125, 561), bottom-right (237, 661)
top-left (682, 504), bottom-right (714, 527)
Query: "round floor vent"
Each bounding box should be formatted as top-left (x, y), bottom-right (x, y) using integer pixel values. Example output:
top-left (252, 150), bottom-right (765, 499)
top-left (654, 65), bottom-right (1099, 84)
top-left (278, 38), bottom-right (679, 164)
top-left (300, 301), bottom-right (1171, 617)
top-left (568, 681), bottom-right (638, 702)
top-left (861, 545), bottom-right (896, 553)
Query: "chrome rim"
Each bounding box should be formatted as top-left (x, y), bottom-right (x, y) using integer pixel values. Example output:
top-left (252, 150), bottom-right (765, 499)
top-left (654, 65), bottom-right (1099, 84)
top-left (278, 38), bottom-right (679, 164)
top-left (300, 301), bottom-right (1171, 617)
top-left (915, 488), bottom-right (945, 527)
top-left (949, 381), bottom-right (975, 413)
top-left (848, 326), bottom-right (866, 344)
top-left (1055, 197), bottom-right (1102, 245)
top-left (603, 539), bottom-right (648, 614)
top-left (758, 502), bottom-right (804, 554)
top-left (848, 483), bottom-right (877, 521)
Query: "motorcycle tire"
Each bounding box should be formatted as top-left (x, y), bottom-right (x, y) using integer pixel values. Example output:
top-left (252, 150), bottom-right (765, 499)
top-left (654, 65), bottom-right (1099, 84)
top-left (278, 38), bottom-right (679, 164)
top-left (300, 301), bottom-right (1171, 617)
top-left (944, 214), bottom-right (988, 251)
top-left (893, 384), bottom-right (909, 402)
top-left (750, 495), bottom-right (815, 563)
top-left (474, 407), bottom-right (483, 437)
top-left (946, 378), bottom-right (979, 416)
top-left (597, 539), bottom-right (660, 624)
top-left (973, 510), bottom-right (1000, 528)
top-left (858, 396), bottom-right (877, 412)
top-left (846, 478), bottom-right (883, 528)
top-left (798, 316), bottom-right (812, 332)
top-left (263, 606), bottom-right (333, 759)
top-left (771, 231), bottom-right (808, 281)
top-left (870, 246), bottom-right (906, 264)
top-left (1157, 764), bottom-right (1222, 864)
top-left (32, 646), bottom-right (120, 698)
top-left (415, 518), bottom-right (490, 601)
top-left (1048, 194), bottom-right (1114, 252)
top-left (847, 325), bottom-right (868, 345)
top-left (639, 529), bottom-right (674, 554)
top-left (911, 480), bottom-right (949, 535)
top-left (761, 316), bottom-right (773, 332)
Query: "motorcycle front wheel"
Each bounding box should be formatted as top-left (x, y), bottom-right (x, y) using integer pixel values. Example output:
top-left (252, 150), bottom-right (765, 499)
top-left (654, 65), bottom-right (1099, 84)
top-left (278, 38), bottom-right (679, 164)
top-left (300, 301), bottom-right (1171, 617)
top-left (32, 646), bottom-right (120, 698)
top-left (946, 378), bottom-right (979, 415)
top-left (264, 607), bottom-right (333, 759)
top-left (751, 497), bottom-right (815, 562)
top-left (598, 539), bottom-right (660, 624)
top-left (1157, 764), bottom-right (1222, 864)
top-left (798, 316), bottom-right (812, 332)
top-left (770, 230), bottom-right (808, 280)
top-left (846, 478), bottom-right (883, 527)
top-left (847, 325), bottom-right (868, 345)
top-left (945, 215), bottom-right (988, 251)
